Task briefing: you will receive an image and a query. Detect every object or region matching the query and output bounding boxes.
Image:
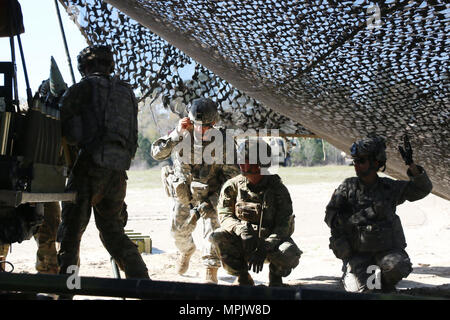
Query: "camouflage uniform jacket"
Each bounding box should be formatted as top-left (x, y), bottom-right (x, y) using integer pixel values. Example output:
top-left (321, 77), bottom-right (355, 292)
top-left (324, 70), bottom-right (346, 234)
top-left (325, 166), bottom-right (433, 255)
top-left (217, 174), bottom-right (295, 252)
top-left (151, 127), bottom-right (240, 206)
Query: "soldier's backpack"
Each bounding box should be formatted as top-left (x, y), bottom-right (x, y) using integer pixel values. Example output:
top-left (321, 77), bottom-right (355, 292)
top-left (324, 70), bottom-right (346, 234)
top-left (83, 75), bottom-right (138, 170)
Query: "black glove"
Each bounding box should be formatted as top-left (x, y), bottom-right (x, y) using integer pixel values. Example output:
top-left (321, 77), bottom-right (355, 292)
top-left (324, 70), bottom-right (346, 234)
top-left (240, 223), bottom-right (258, 254)
top-left (248, 245), bottom-right (267, 273)
top-left (398, 134), bottom-right (414, 165)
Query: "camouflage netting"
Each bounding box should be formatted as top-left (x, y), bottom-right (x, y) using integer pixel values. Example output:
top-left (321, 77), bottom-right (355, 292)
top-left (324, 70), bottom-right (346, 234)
top-left (59, 0), bottom-right (449, 200)
top-left (58, 0), bottom-right (312, 136)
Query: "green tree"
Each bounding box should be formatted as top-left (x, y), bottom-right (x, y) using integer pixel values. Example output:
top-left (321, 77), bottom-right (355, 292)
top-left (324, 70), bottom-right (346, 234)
top-left (134, 133), bottom-right (159, 167)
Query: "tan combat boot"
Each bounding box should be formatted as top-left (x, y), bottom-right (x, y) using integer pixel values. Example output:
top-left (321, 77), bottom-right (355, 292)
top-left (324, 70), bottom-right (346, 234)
top-left (205, 267), bottom-right (219, 284)
top-left (176, 250), bottom-right (194, 275)
top-left (234, 272), bottom-right (255, 286)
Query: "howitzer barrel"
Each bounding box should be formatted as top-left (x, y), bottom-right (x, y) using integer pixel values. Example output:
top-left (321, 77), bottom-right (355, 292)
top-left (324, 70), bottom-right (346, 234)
top-left (0, 272), bottom-right (427, 300)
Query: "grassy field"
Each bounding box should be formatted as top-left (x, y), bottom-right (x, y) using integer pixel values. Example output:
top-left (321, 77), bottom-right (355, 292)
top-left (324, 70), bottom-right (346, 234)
top-left (127, 165), bottom-right (356, 189)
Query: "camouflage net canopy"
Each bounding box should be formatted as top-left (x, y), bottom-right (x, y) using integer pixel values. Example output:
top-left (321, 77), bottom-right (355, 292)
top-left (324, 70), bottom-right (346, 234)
top-left (60, 0), bottom-right (449, 200)
top-left (59, 0), bottom-right (311, 136)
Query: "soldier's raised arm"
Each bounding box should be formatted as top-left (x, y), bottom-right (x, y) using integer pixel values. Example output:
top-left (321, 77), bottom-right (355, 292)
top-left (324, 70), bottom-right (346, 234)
top-left (394, 135), bottom-right (433, 205)
top-left (151, 117), bottom-right (193, 161)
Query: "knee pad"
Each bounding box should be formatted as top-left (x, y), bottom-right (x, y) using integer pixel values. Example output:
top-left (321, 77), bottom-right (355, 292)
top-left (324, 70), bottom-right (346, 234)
top-left (379, 253), bottom-right (412, 285)
top-left (209, 228), bottom-right (230, 246)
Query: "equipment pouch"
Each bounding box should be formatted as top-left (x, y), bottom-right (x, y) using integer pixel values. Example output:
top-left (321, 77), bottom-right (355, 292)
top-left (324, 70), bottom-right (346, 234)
top-left (392, 215), bottom-right (407, 249)
top-left (235, 201), bottom-right (262, 224)
top-left (161, 165), bottom-right (174, 197)
top-left (354, 223), bottom-right (393, 253)
top-left (190, 181), bottom-right (209, 202)
top-left (329, 236), bottom-right (352, 260)
top-left (172, 177), bottom-right (191, 204)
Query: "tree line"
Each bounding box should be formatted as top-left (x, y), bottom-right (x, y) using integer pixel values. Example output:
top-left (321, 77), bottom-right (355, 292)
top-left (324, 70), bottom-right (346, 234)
top-left (131, 100), bottom-right (349, 169)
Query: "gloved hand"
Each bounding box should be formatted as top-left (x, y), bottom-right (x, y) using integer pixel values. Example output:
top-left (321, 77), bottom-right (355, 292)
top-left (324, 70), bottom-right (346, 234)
top-left (248, 245), bottom-right (267, 273)
top-left (240, 222), bottom-right (258, 254)
top-left (398, 134), bottom-right (414, 165)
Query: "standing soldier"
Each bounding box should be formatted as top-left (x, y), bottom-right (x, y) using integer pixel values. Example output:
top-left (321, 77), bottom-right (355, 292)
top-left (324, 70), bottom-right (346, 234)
top-left (210, 138), bottom-right (302, 286)
top-left (57, 44), bottom-right (149, 291)
top-left (33, 64), bottom-right (67, 275)
top-left (151, 98), bottom-right (240, 283)
top-left (325, 134), bottom-right (433, 293)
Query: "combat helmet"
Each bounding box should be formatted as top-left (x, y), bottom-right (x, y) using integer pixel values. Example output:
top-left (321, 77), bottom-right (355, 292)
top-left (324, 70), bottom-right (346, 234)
top-left (237, 137), bottom-right (273, 168)
top-left (350, 134), bottom-right (387, 171)
top-left (188, 98), bottom-right (218, 125)
top-left (77, 44), bottom-right (115, 76)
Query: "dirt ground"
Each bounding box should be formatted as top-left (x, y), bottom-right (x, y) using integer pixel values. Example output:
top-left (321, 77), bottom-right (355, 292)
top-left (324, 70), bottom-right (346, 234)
top-left (4, 167), bottom-right (450, 299)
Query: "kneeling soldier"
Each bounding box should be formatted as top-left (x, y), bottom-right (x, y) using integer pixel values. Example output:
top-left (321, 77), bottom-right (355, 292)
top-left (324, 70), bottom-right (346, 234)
top-left (325, 134), bottom-right (432, 293)
top-left (211, 138), bottom-right (302, 286)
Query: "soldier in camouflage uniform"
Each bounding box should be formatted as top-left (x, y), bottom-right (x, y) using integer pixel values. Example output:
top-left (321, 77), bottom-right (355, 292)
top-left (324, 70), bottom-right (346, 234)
top-left (325, 134), bottom-right (433, 293)
top-left (151, 98), bottom-right (240, 283)
top-left (34, 202), bottom-right (61, 274)
top-left (33, 74), bottom-right (66, 275)
top-left (210, 138), bottom-right (302, 286)
top-left (57, 45), bottom-right (149, 288)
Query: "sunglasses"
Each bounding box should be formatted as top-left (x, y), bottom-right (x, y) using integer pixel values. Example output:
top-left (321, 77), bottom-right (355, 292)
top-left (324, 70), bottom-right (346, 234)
top-left (352, 158), bottom-right (369, 165)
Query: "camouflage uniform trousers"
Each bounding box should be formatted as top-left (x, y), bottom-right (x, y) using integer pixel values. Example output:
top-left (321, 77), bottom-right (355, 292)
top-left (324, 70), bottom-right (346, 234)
top-left (34, 202), bottom-right (61, 274)
top-left (170, 196), bottom-right (221, 268)
top-left (342, 249), bottom-right (412, 292)
top-left (211, 228), bottom-right (302, 277)
top-left (0, 202), bottom-right (61, 274)
top-left (57, 158), bottom-right (149, 279)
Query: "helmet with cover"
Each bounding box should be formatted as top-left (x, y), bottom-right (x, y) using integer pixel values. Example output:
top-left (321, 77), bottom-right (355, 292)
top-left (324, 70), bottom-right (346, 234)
top-left (77, 44), bottom-right (115, 77)
top-left (188, 98), bottom-right (218, 125)
top-left (350, 134), bottom-right (387, 171)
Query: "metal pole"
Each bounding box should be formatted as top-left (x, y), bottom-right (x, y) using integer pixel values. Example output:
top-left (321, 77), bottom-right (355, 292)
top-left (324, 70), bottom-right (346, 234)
top-left (9, 37), bottom-right (19, 113)
top-left (0, 272), bottom-right (428, 300)
top-left (16, 34), bottom-right (33, 107)
top-left (54, 0), bottom-right (76, 85)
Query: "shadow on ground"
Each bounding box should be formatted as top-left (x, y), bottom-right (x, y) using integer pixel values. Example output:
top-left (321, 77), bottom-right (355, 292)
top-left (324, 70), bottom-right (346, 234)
top-left (287, 275), bottom-right (342, 291)
top-left (410, 266), bottom-right (450, 278)
top-left (399, 284), bottom-right (450, 299)
top-left (287, 276), bottom-right (450, 299)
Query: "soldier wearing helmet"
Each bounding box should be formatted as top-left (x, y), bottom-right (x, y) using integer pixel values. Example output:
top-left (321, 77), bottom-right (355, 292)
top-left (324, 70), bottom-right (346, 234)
top-left (210, 138), bottom-right (302, 286)
top-left (151, 97), bottom-right (240, 283)
top-left (324, 134), bottom-right (433, 293)
top-left (57, 44), bottom-right (149, 296)
top-left (77, 44), bottom-right (115, 77)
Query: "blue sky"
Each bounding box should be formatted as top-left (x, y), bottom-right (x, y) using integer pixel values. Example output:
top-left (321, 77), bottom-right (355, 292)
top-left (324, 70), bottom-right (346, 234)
top-left (0, 0), bottom-right (88, 102)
